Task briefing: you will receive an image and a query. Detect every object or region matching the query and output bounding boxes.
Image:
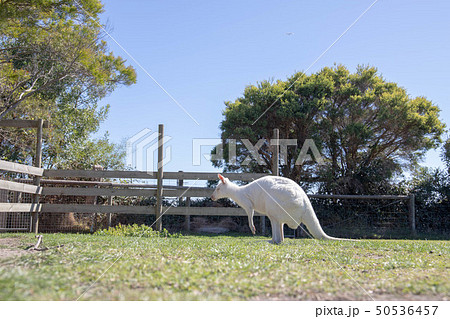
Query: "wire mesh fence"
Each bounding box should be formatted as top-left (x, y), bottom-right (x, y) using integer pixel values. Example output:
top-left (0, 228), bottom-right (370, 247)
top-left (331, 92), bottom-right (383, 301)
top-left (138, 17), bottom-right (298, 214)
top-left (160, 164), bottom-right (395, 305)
top-left (38, 180), bottom-right (111, 233)
top-left (309, 197), bottom-right (411, 239)
top-left (0, 174), bottom-right (33, 232)
top-left (101, 195), bottom-right (416, 239)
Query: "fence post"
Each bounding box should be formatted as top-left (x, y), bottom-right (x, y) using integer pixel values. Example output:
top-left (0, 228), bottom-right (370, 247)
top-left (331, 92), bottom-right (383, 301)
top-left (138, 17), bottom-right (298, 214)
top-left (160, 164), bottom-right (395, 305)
top-left (89, 165), bottom-right (103, 233)
top-left (408, 194), bottom-right (416, 236)
top-left (93, 165), bottom-right (112, 230)
top-left (178, 171), bottom-right (191, 232)
top-left (185, 196), bottom-right (191, 231)
top-left (31, 119), bottom-right (43, 234)
top-left (107, 195), bottom-right (112, 228)
top-left (272, 128), bottom-right (279, 177)
top-left (155, 124), bottom-right (164, 231)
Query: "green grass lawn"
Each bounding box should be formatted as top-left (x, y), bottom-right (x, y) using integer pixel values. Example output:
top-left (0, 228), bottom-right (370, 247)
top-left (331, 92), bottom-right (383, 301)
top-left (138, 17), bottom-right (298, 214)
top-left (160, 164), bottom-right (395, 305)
top-left (0, 232), bottom-right (448, 300)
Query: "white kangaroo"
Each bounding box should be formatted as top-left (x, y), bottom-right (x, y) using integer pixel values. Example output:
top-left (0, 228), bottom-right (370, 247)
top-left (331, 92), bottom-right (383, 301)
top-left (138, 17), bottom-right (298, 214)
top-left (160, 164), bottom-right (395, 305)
top-left (211, 174), bottom-right (345, 244)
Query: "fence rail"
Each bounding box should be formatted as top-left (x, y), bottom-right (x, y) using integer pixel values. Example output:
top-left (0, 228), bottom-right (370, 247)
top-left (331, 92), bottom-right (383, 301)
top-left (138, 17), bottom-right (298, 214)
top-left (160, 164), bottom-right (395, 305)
top-left (0, 204), bottom-right (254, 216)
top-left (0, 119), bottom-right (49, 128)
top-left (0, 203), bottom-right (42, 213)
top-left (0, 179), bottom-right (42, 195)
top-left (43, 169), bottom-right (267, 181)
top-left (0, 159), bottom-right (44, 176)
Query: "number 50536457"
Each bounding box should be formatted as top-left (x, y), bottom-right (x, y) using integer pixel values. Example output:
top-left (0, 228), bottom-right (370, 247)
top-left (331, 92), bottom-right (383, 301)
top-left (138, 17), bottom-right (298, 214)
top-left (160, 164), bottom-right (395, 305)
top-left (376, 306), bottom-right (438, 316)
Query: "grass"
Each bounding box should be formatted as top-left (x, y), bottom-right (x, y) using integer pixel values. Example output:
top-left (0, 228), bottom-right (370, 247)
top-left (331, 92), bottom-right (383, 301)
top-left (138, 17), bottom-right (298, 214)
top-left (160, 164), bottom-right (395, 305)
top-left (0, 232), bottom-right (448, 300)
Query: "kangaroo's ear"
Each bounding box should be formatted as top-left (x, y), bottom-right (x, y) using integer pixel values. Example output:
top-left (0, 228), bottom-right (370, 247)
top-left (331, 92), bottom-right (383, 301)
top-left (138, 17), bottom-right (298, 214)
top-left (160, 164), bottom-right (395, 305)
top-left (218, 174), bottom-right (226, 183)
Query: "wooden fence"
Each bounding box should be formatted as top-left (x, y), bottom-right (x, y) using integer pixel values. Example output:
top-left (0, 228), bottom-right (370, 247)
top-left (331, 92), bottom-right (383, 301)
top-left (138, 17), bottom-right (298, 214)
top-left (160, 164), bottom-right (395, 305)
top-left (0, 122), bottom-right (417, 235)
top-left (0, 158), bottom-right (417, 235)
top-left (0, 159), bottom-right (270, 231)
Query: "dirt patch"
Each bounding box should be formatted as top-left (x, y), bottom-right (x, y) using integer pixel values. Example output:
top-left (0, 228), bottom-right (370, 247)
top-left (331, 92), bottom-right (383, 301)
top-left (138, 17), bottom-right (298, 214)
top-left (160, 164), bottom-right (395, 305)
top-left (0, 237), bottom-right (33, 260)
top-left (197, 226), bottom-right (230, 234)
top-left (191, 217), bottom-right (247, 233)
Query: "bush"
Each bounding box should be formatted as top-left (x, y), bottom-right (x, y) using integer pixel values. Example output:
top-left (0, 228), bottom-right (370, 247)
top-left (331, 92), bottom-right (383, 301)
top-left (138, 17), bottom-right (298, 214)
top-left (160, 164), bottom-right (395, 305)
top-left (410, 168), bottom-right (450, 233)
top-left (94, 224), bottom-right (182, 238)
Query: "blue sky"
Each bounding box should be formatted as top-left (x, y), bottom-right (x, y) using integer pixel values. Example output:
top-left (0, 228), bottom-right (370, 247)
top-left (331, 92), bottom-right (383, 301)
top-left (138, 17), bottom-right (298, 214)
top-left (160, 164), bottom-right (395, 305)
top-left (97, 0), bottom-right (450, 173)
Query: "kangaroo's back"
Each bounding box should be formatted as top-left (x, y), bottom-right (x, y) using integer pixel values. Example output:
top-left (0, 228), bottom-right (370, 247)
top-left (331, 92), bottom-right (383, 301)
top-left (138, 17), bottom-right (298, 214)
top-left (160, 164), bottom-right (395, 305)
top-left (248, 176), bottom-right (305, 200)
top-left (246, 176), bottom-right (307, 211)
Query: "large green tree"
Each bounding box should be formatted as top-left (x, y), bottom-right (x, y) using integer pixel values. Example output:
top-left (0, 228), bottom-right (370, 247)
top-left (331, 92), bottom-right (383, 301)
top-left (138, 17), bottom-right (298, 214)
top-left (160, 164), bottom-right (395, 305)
top-left (0, 0), bottom-right (136, 169)
top-left (213, 65), bottom-right (445, 194)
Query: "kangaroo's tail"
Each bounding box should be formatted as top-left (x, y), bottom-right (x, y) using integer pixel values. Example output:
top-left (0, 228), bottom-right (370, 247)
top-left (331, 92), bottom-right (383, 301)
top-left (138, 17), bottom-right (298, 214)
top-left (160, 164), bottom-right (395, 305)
top-left (301, 202), bottom-right (355, 241)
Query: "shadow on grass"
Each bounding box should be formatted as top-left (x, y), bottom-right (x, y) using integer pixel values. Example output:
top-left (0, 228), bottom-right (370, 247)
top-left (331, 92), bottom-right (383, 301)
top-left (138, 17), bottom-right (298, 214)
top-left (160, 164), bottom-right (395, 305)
top-left (180, 229), bottom-right (449, 241)
top-left (180, 231), bottom-right (264, 238)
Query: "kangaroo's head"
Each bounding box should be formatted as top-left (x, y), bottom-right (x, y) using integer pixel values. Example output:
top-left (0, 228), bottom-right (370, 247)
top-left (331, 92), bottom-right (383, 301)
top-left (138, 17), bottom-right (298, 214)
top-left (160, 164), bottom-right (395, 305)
top-left (211, 174), bottom-right (230, 201)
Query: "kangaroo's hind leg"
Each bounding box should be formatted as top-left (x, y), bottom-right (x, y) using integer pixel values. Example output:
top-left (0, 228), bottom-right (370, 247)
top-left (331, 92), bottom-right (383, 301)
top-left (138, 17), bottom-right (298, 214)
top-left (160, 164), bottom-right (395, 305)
top-left (269, 218), bottom-right (284, 244)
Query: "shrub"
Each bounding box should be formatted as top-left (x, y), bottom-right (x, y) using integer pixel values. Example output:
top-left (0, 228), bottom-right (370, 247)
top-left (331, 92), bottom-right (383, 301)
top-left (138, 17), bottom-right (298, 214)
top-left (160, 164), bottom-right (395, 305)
top-left (94, 224), bottom-right (182, 238)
